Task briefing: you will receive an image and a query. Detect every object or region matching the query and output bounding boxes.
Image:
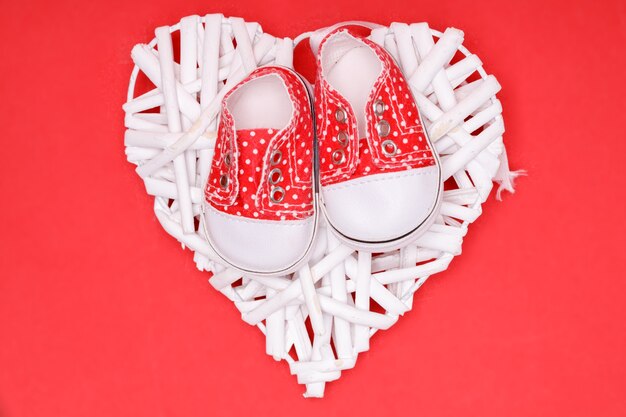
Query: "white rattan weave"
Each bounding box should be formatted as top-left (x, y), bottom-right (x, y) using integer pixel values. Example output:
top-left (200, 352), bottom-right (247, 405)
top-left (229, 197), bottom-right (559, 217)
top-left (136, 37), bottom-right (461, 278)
top-left (124, 14), bottom-right (521, 398)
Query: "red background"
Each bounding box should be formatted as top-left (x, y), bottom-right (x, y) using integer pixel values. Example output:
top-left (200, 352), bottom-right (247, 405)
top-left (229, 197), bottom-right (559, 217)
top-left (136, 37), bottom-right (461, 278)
top-left (1, 0), bottom-right (625, 416)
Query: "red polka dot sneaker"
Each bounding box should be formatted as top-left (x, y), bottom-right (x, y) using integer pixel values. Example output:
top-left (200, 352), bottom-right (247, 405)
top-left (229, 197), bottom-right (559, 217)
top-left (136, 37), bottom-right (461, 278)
top-left (202, 66), bottom-right (318, 275)
top-left (312, 24), bottom-right (443, 251)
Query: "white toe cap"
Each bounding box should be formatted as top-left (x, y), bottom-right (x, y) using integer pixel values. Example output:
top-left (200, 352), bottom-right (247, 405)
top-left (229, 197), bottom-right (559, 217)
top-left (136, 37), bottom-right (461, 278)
top-left (321, 165), bottom-right (441, 243)
top-left (203, 206), bottom-right (316, 274)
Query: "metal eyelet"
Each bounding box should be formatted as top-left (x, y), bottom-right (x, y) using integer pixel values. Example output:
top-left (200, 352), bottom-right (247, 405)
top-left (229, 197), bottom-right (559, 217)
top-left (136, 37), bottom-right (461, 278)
top-left (268, 168), bottom-right (283, 185)
top-left (373, 100), bottom-right (385, 116)
top-left (219, 174), bottom-right (229, 189)
top-left (270, 186), bottom-right (285, 203)
top-left (335, 107), bottom-right (347, 123)
top-left (381, 139), bottom-right (398, 157)
top-left (332, 149), bottom-right (346, 165)
top-left (270, 149), bottom-right (282, 166)
top-left (376, 120), bottom-right (391, 137)
top-left (337, 130), bottom-right (349, 147)
top-left (223, 152), bottom-right (232, 166)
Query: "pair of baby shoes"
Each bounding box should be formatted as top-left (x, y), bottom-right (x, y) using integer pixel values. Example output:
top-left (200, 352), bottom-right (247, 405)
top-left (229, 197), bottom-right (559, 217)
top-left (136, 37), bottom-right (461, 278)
top-left (202, 23), bottom-right (442, 275)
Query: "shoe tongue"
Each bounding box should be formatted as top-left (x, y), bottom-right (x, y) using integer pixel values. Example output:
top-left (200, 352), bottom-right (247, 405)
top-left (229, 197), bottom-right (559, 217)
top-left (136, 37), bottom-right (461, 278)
top-left (310, 23), bottom-right (373, 55)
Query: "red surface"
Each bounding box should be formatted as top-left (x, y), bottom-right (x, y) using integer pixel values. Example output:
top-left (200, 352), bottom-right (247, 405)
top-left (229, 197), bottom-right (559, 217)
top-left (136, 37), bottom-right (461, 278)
top-left (1, 0), bottom-right (625, 416)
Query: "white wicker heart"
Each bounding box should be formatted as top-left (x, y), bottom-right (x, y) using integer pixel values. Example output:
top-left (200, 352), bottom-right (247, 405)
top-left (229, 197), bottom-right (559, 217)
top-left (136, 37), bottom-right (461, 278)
top-left (124, 14), bottom-right (521, 397)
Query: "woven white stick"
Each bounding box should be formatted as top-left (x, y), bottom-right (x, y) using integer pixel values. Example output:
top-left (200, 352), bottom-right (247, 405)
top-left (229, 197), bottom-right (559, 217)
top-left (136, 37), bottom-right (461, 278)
top-left (327, 232), bottom-right (353, 359)
top-left (180, 15), bottom-right (199, 185)
top-left (410, 27), bottom-right (463, 93)
top-left (399, 245), bottom-right (418, 309)
top-left (155, 27), bottom-right (195, 234)
top-left (265, 288), bottom-right (286, 360)
top-left (318, 295), bottom-right (397, 330)
top-left (124, 130), bottom-right (214, 150)
top-left (429, 76), bottom-right (501, 141)
top-left (344, 256), bottom-right (409, 315)
top-left (354, 251), bottom-right (372, 352)
top-left (412, 24), bottom-right (457, 111)
top-left (298, 266), bottom-right (325, 335)
top-left (124, 16), bottom-right (520, 397)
